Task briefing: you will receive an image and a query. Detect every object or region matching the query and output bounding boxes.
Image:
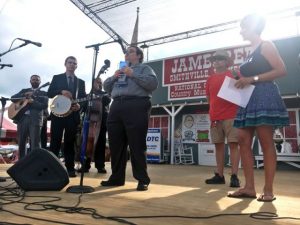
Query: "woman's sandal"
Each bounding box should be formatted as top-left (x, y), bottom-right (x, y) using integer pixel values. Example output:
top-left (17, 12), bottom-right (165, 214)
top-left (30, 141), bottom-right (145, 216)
top-left (257, 194), bottom-right (276, 202)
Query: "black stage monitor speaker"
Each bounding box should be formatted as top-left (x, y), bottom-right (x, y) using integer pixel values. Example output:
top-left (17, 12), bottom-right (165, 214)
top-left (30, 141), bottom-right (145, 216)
top-left (7, 149), bottom-right (69, 191)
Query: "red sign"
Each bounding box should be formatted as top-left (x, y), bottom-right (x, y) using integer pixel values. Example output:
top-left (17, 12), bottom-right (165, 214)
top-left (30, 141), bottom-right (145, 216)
top-left (165, 45), bottom-right (252, 100)
top-left (163, 45), bottom-right (251, 86)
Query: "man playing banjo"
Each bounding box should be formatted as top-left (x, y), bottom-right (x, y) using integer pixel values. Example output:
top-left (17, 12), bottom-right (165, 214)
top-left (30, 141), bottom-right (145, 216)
top-left (47, 56), bottom-right (86, 178)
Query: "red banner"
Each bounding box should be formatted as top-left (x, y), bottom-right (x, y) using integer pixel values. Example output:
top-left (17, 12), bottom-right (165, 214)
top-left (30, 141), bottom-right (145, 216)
top-left (164, 45), bottom-right (252, 100)
top-left (163, 45), bottom-right (251, 86)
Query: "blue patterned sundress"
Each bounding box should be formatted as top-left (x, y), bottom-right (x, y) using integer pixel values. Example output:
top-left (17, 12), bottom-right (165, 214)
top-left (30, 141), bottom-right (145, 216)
top-left (233, 43), bottom-right (289, 128)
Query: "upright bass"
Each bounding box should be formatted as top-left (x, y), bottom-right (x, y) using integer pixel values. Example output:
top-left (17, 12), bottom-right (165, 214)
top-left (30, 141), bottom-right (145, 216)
top-left (78, 60), bottom-right (110, 166)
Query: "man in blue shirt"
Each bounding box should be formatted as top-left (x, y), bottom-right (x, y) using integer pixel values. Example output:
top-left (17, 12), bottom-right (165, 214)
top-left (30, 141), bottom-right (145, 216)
top-left (102, 46), bottom-right (158, 191)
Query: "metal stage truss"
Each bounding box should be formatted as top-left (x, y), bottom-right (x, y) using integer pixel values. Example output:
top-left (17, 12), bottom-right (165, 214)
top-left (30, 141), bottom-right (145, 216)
top-left (70, 0), bottom-right (300, 50)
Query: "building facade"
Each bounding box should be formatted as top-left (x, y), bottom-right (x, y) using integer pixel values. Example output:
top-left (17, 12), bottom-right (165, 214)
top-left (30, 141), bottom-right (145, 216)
top-left (147, 36), bottom-right (300, 169)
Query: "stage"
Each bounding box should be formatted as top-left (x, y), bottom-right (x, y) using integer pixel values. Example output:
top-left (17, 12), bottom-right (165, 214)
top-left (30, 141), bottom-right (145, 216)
top-left (0, 163), bottom-right (299, 225)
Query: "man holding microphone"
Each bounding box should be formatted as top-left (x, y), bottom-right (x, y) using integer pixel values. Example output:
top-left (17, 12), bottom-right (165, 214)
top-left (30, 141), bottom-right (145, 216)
top-left (101, 46), bottom-right (158, 191)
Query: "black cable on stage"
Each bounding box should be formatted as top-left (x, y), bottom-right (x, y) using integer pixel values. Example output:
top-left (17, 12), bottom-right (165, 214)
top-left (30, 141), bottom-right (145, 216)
top-left (0, 208), bottom-right (82, 225)
top-left (250, 211), bottom-right (300, 220)
top-left (0, 222), bottom-right (31, 225)
top-left (109, 211), bottom-right (300, 221)
top-left (0, 182), bottom-right (135, 225)
top-left (1, 181), bottom-right (300, 224)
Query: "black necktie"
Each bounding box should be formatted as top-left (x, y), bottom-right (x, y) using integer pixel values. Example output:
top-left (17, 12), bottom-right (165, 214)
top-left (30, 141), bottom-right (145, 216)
top-left (68, 76), bottom-right (74, 92)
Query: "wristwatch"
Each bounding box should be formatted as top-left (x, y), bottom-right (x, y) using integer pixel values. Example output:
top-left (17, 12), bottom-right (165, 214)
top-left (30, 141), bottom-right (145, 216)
top-left (253, 75), bottom-right (259, 82)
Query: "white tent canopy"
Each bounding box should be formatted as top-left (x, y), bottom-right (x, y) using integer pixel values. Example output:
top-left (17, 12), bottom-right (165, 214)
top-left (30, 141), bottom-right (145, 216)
top-left (71, 0), bottom-right (300, 58)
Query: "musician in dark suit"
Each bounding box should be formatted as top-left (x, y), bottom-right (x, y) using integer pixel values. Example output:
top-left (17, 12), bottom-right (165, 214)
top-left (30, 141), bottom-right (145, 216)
top-left (47, 56), bottom-right (86, 177)
top-left (11, 74), bottom-right (48, 159)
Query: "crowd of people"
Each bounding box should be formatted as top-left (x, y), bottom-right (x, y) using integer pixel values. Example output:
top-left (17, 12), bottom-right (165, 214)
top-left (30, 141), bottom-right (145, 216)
top-left (10, 14), bottom-right (289, 198)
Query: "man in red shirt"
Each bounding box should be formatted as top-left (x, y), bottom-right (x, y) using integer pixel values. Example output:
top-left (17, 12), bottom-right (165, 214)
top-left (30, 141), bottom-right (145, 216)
top-left (205, 50), bottom-right (240, 187)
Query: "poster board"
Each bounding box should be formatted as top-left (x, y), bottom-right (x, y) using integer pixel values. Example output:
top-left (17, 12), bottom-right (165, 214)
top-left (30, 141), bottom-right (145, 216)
top-left (146, 128), bottom-right (162, 163)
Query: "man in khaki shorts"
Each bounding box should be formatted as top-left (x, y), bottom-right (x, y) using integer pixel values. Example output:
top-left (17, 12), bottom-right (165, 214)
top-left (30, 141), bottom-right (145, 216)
top-left (205, 50), bottom-right (240, 187)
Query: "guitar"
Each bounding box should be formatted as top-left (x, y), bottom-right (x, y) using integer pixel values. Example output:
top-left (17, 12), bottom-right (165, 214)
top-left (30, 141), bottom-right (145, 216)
top-left (8, 82), bottom-right (50, 121)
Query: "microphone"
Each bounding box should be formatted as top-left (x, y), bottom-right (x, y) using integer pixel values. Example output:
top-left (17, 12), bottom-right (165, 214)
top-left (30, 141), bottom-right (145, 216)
top-left (0, 64), bottom-right (13, 68)
top-left (17, 38), bottom-right (42, 47)
top-left (97, 59), bottom-right (111, 77)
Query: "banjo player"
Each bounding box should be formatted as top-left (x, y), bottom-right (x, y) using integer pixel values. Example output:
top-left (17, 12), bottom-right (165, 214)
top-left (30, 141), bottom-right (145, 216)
top-left (47, 56), bottom-right (86, 178)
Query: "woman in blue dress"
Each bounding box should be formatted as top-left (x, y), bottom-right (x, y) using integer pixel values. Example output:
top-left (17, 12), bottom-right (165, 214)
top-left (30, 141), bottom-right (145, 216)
top-left (227, 14), bottom-right (289, 202)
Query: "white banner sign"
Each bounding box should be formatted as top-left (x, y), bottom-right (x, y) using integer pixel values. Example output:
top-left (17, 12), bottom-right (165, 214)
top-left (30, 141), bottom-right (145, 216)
top-left (146, 128), bottom-right (161, 162)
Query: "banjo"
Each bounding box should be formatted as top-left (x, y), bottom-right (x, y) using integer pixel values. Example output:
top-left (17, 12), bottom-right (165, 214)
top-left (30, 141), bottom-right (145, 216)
top-left (51, 60), bottom-right (110, 118)
top-left (50, 94), bottom-right (102, 117)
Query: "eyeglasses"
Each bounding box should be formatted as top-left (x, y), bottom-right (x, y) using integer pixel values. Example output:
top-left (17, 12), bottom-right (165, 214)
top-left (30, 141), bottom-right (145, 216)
top-left (67, 61), bottom-right (77, 65)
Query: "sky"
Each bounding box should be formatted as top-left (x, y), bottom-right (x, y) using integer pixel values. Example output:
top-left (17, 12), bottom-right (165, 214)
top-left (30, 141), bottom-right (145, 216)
top-left (0, 0), bottom-right (125, 97)
top-left (1, 0), bottom-right (300, 99)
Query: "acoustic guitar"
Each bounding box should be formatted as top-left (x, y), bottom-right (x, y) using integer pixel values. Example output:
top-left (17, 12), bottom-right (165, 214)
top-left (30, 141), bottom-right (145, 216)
top-left (8, 82), bottom-right (50, 121)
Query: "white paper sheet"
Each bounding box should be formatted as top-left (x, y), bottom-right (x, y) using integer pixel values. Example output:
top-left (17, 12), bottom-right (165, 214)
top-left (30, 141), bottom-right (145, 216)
top-left (217, 76), bottom-right (255, 108)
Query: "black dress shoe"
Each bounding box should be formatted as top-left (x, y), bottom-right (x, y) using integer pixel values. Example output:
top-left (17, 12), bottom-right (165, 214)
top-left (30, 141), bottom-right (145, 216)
top-left (97, 168), bottom-right (107, 174)
top-left (100, 180), bottom-right (124, 186)
top-left (68, 170), bottom-right (77, 178)
top-left (136, 182), bottom-right (148, 191)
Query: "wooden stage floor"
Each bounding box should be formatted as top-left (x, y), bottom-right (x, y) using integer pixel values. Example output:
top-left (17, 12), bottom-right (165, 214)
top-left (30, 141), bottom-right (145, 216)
top-left (0, 163), bottom-right (299, 225)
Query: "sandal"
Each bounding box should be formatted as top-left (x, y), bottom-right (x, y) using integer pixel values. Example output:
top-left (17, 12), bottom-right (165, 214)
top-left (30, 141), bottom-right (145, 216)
top-left (257, 194), bottom-right (276, 202)
top-left (227, 190), bottom-right (256, 199)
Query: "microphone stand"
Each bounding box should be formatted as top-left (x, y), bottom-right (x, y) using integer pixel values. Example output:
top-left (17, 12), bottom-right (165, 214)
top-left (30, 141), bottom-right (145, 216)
top-left (0, 97), bottom-right (9, 139)
top-left (0, 97), bottom-right (11, 182)
top-left (0, 40), bottom-right (40, 182)
top-left (0, 39), bottom-right (29, 71)
top-left (66, 44), bottom-right (101, 193)
top-left (0, 96), bottom-right (31, 137)
top-left (0, 42), bottom-right (28, 58)
top-left (0, 64), bottom-right (13, 70)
